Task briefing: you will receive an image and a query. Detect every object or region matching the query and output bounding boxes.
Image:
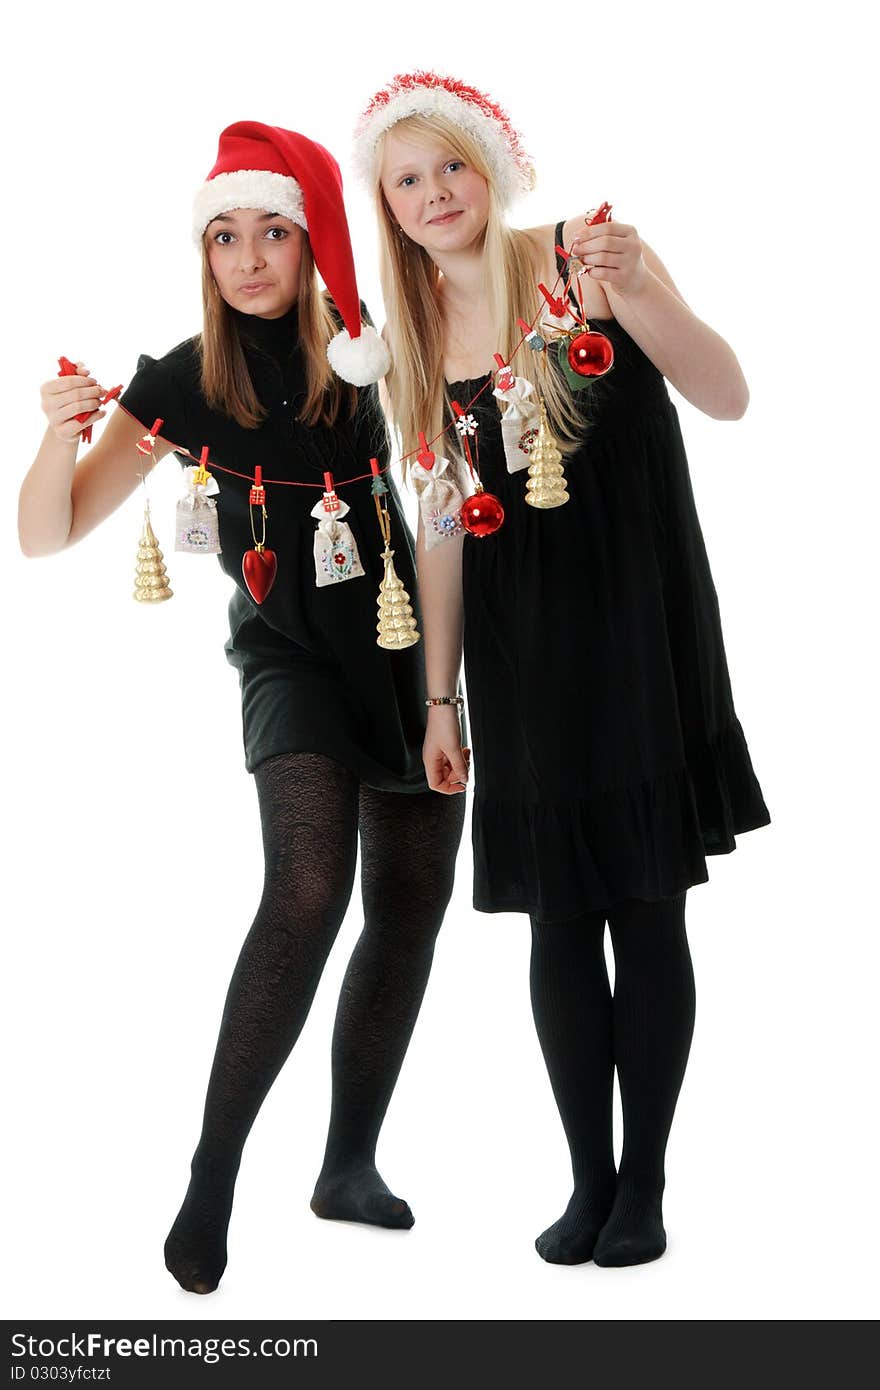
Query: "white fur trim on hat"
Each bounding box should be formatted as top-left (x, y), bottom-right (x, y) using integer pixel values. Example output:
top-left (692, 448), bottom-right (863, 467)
top-left (326, 324), bottom-right (391, 386)
top-left (354, 77), bottom-right (534, 209)
top-left (192, 170), bottom-right (307, 243)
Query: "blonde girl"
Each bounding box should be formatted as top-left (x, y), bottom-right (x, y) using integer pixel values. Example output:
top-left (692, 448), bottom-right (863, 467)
top-left (356, 73), bottom-right (769, 1266)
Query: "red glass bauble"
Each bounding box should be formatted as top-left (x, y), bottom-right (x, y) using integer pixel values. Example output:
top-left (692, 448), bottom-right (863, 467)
top-left (567, 330), bottom-right (614, 377)
top-left (461, 491), bottom-right (505, 537)
top-left (242, 547), bottom-right (278, 604)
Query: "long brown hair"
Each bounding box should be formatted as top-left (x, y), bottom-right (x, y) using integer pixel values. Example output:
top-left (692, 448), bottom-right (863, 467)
top-left (198, 234), bottom-right (356, 428)
top-left (375, 112), bottom-right (582, 474)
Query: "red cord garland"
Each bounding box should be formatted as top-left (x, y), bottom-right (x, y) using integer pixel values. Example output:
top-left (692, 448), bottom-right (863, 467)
top-left (106, 208), bottom-right (613, 491)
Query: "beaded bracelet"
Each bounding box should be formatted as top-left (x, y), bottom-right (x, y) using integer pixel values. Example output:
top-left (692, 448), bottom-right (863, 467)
top-left (425, 696), bottom-right (464, 709)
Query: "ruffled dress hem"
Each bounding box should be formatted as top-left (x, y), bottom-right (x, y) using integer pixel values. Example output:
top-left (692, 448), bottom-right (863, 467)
top-left (472, 718), bottom-right (770, 920)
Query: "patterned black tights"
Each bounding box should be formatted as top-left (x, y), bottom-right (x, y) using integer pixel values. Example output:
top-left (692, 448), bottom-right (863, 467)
top-left (164, 753), bottom-right (464, 1293)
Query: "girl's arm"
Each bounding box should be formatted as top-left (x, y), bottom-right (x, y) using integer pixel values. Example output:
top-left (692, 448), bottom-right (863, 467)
top-left (19, 367), bottom-right (176, 557)
top-left (563, 215), bottom-right (750, 421)
top-left (415, 515), bottom-right (470, 795)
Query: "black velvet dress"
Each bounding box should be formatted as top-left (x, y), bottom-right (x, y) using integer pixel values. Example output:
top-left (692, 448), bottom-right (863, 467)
top-left (451, 227), bottom-right (770, 920)
top-left (119, 304), bottom-right (429, 791)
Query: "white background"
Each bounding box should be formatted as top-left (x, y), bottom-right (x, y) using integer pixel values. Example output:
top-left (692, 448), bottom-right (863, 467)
top-left (3, 0), bottom-right (877, 1322)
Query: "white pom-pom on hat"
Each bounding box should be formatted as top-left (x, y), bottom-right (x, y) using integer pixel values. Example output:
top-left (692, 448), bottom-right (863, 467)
top-left (327, 323), bottom-right (391, 387)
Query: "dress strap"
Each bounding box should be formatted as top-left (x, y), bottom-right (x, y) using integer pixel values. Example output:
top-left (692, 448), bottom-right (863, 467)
top-left (553, 220), bottom-right (567, 271)
top-left (553, 218), bottom-right (581, 315)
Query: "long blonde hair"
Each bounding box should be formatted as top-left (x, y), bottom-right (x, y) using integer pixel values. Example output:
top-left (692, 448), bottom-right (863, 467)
top-left (375, 112), bottom-right (581, 472)
top-left (198, 234), bottom-right (356, 429)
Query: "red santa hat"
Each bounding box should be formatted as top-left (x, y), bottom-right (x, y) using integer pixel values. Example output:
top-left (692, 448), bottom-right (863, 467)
top-left (353, 72), bottom-right (535, 209)
top-left (192, 121), bottom-right (390, 387)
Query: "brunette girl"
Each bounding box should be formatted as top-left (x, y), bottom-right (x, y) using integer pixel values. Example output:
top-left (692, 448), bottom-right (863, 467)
top-left (18, 121), bottom-right (464, 1294)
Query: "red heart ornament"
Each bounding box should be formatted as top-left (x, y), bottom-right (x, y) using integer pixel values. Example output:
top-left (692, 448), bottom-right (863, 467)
top-left (242, 547), bottom-right (277, 604)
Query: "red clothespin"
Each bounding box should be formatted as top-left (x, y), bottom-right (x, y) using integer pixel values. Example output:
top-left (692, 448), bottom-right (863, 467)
top-left (417, 431), bottom-right (435, 470)
top-left (135, 417), bottom-right (164, 456)
top-left (249, 464), bottom-right (266, 507)
top-left (57, 356), bottom-right (87, 417)
top-left (193, 445), bottom-right (212, 488)
top-left (58, 355), bottom-right (96, 442)
top-left (518, 317), bottom-right (546, 352)
top-left (493, 353), bottom-right (515, 392)
top-left (322, 470), bottom-right (341, 512)
top-left (554, 244), bottom-right (570, 261)
top-left (370, 455), bottom-right (389, 498)
top-left (100, 384), bottom-right (123, 406)
top-left (587, 201), bottom-right (612, 225)
top-left (537, 283), bottom-right (568, 319)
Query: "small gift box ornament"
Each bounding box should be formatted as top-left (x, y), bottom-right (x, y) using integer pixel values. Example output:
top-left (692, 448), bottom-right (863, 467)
top-left (410, 433), bottom-right (465, 550)
top-left (311, 472), bottom-right (364, 587)
top-left (176, 447), bottom-right (221, 554)
top-left (493, 360), bottom-right (540, 474)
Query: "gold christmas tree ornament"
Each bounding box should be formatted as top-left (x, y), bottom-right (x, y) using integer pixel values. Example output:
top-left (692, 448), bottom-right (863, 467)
top-left (376, 545), bottom-right (420, 650)
top-left (133, 503), bottom-right (173, 603)
top-left (370, 457), bottom-right (420, 650)
top-left (524, 399), bottom-right (569, 510)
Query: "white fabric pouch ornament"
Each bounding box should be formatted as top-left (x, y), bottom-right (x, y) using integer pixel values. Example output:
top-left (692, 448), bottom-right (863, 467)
top-left (176, 465), bottom-right (221, 553)
top-left (542, 305), bottom-right (579, 333)
top-left (494, 375), bottom-right (540, 474)
top-left (410, 455), bottom-right (465, 550)
top-left (310, 495), bottom-right (365, 587)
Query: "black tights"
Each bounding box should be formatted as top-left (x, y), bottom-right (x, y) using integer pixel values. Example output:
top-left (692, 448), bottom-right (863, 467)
top-left (165, 752), bottom-right (464, 1293)
top-left (529, 894), bottom-right (696, 1266)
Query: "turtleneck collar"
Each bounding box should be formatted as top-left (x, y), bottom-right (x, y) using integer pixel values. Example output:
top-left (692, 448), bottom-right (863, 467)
top-left (230, 302), bottom-right (300, 363)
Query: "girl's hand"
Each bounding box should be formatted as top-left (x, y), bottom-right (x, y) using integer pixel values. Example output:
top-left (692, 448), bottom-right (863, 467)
top-left (40, 361), bottom-right (106, 442)
top-left (569, 220), bottom-right (648, 297)
top-left (423, 706), bottom-right (471, 795)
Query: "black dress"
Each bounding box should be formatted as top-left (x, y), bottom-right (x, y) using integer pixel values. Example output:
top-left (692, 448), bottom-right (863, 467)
top-left (452, 226), bottom-right (770, 920)
top-left (119, 304), bottom-right (429, 792)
